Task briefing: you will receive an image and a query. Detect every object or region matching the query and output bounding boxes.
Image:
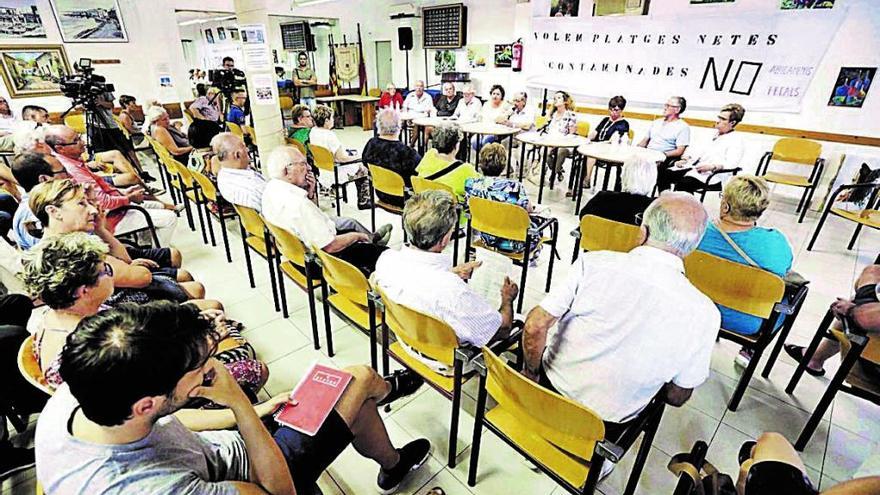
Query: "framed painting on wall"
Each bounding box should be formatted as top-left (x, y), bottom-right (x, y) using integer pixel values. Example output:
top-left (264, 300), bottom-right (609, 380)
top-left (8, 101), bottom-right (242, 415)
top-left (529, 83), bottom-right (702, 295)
top-left (828, 67), bottom-right (875, 108)
top-left (781, 0), bottom-right (835, 9)
top-left (217, 27), bottom-right (226, 41)
top-left (550, 0), bottom-right (580, 17)
top-left (49, 0), bottom-right (127, 42)
top-left (593, 0), bottom-right (651, 16)
top-left (229, 27), bottom-right (239, 40)
top-left (0, 44), bottom-right (71, 98)
top-left (0, 0), bottom-right (46, 38)
top-left (205, 28), bottom-right (214, 44)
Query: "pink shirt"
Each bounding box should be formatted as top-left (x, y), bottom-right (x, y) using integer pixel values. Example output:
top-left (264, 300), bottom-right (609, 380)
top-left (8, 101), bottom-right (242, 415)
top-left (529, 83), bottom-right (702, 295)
top-left (54, 152), bottom-right (128, 231)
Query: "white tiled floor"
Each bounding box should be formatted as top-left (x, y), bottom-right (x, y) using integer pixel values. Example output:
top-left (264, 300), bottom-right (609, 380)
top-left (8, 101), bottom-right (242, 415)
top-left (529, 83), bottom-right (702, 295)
top-left (5, 126), bottom-right (880, 494)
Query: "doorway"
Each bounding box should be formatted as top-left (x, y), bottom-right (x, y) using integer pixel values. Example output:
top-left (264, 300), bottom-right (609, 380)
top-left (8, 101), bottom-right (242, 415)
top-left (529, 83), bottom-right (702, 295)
top-left (375, 40), bottom-right (392, 90)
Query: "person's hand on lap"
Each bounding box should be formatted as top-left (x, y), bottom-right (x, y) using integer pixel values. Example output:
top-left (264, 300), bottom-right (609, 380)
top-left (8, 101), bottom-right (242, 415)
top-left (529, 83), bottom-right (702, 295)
top-left (451, 260), bottom-right (481, 281)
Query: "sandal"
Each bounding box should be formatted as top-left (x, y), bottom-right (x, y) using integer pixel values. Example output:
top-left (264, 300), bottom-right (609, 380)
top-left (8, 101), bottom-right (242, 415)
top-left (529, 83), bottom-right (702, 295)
top-left (424, 489), bottom-right (445, 495)
top-left (738, 440), bottom-right (757, 465)
top-left (783, 345), bottom-right (826, 377)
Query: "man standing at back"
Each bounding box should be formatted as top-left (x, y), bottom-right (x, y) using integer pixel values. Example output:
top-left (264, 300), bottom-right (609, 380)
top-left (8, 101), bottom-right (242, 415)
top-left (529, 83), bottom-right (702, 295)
top-left (523, 193), bottom-right (719, 454)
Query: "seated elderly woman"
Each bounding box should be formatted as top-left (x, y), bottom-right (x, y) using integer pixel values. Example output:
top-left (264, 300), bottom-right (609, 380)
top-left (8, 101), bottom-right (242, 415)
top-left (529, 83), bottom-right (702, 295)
top-left (362, 108), bottom-right (422, 207)
top-left (579, 155), bottom-right (657, 225)
top-left (29, 179), bottom-right (219, 309)
top-left (416, 122), bottom-right (480, 201)
top-left (20, 232), bottom-right (271, 410)
top-left (696, 175), bottom-right (793, 367)
top-left (465, 143), bottom-right (541, 259)
top-left (309, 104), bottom-right (372, 209)
top-left (147, 105), bottom-right (193, 165)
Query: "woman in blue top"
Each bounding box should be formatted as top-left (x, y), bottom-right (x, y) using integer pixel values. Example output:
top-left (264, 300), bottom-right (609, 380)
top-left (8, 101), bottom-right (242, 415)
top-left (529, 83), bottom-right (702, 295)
top-left (696, 175), bottom-right (793, 368)
top-left (582, 95), bottom-right (631, 190)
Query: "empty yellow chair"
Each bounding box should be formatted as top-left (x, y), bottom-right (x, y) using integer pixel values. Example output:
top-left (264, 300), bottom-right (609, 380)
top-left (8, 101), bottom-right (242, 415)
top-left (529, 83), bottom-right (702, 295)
top-left (233, 205), bottom-right (281, 311)
top-left (576, 120), bottom-right (591, 138)
top-left (64, 113), bottom-right (86, 134)
top-left (807, 180), bottom-right (880, 252)
top-left (191, 168), bottom-right (234, 262)
top-left (367, 164), bottom-right (407, 233)
top-left (571, 214), bottom-right (643, 262)
top-left (756, 138), bottom-right (824, 223)
top-left (226, 121), bottom-right (244, 137)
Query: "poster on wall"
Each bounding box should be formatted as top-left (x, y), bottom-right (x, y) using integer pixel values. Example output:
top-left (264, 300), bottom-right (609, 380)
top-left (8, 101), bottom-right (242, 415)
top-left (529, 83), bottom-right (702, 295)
top-left (780, 0), bottom-right (835, 9)
top-left (49, 0), bottom-right (127, 42)
top-left (252, 73), bottom-right (276, 106)
top-left (593, 0), bottom-right (650, 16)
top-left (527, 6), bottom-right (844, 112)
top-left (821, 154), bottom-right (880, 211)
top-left (241, 24), bottom-right (265, 44)
top-left (205, 28), bottom-right (214, 44)
top-left (494, 44), bottom-right (512, 68)
top-left (434, 49), bottom-right (456, 75)
top-left (828, 67), bottom-right (874, 108)
top-left (466, 44), bottom-right (490, 71)
top-left (0, 44), bottom-right (70, 98)
top-left (229, 27), bottom-right (239, 40)
top-left (550, 0), bottom-right (580, 17)
top-left (217, 27), bottom-right (226, 41)
top-left (0, 1), bottom-right (46, 38)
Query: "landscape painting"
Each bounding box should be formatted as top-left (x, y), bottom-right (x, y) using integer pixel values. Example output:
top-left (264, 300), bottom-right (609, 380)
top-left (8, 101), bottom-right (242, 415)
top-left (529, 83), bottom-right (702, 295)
top-left (0, 44), bottom-right (71, 97)
top-left (0, 1), bottom-right (46, 38)
top-left (49, 0), bottom-right (127, 42)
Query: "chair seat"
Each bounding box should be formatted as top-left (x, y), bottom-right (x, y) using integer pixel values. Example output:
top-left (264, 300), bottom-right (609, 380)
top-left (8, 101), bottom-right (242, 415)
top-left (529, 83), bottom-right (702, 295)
top-left (389, 341), bottom-right (456, 393)
top-left (471, 237), bottom-right (548, 262)
top-left (484, 406), bottom-right (592, 488)
top-left (279, 260), bottom-right (320, 290)
top-left (375, 200), bottom-right (404, 215)
top-left (246, 235), bottom-right (268, 257)
top-left (843, 363), bottom-right (880, 401)
top-left (327, 293), bottom-right (383, 330)
top-left (831, 208), bottom-right (880, 229)
top-left (762, 172), bottom-right (813, 188)
top-left (719, 328), bottom-right (761, 346)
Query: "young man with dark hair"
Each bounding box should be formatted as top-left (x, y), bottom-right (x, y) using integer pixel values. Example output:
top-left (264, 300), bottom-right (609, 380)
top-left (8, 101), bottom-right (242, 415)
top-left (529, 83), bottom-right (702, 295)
top-left (21, 105), bottom-right (49, 124)
top-left (36, 301), bottom-right (429, 494)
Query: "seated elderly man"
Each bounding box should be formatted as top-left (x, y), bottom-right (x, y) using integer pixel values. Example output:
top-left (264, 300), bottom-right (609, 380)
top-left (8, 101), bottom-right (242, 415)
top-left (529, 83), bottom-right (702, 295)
top-left (638, 96), bottom-right (691, 169)
top-left (43, 125), bottom-right (178, 246)
top-left (262, 146), bottom-right (391, 275)
top-left (35, 301), bottom-right (431, 495)
top-left (658, 103), bottom-right (745, 192)
top-left (451, 84), bottom-right (483, 123)
top-left (362, 109), bottom-right (422, 207)
top-left (214, 132), bottom-right (266, 211)
top-left (523, 193), bottom-right (719, 449)
top-left (373, 190), bottom-right (520, 374)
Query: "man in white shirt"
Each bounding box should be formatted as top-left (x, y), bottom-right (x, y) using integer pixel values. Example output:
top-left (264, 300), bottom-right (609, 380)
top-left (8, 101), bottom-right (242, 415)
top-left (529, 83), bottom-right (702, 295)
top-left (261, 146), bottom-right (390, 274)
top-left (523, 193), bottom-right (719, 438)
top-left (403, 80), bottom-right (435, 146)
top-left (451, 84), bottom-right (483, 123)
top-left (659, 103), bottom-right (746, 192)
top-left (373, 190), bottom-right (519, 374)
top-left (503, 92), bottom-right (535, 131)
top-left (213, 133), bottom-right (266, 212)
top-left (638, 96), bottom-right (691, 168)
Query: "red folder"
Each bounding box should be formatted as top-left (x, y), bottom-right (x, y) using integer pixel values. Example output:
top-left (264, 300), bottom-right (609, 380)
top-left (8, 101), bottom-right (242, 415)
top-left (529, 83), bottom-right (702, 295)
top-left (275, 363), bottom-right (353, 436)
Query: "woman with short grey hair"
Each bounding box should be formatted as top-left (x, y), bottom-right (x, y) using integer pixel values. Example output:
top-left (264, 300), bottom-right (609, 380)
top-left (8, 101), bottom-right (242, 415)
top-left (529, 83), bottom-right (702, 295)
top-left (579, 155), bottom-right (657, 225)
top-left (415, 122), bottom-right (480, 201)
top-left (362, 108), bottom-right (422, 207)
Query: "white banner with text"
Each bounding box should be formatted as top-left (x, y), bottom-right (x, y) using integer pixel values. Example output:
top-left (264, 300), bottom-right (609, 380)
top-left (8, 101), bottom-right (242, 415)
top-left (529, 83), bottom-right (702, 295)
top-left (526, 8), bottom-right (844, 112)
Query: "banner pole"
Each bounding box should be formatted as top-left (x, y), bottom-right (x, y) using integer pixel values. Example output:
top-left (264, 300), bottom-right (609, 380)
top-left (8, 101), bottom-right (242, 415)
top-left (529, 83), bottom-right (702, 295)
top-left (541, 88), bottom-right (548, 117)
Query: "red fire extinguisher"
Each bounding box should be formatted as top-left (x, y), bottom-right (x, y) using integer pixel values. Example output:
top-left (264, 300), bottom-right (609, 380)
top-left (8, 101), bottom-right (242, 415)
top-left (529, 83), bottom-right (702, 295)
top-left (512, 38), bottom-right (523, 72)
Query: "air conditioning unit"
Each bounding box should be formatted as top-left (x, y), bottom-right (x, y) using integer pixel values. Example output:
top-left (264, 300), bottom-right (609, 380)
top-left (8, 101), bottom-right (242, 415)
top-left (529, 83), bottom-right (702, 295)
top-left (389, 3), bottom-right (418, 19)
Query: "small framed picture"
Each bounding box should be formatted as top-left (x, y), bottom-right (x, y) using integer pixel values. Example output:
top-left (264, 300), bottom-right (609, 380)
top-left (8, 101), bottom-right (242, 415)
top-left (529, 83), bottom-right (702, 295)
top-left (205, 28), bottom-right (214, 44)
top-left (0, 44), bottom-right (72, 98)
top-left (217, 27), bottom-right (226, 41)
top-left (828, 67), bottom-right (875, 108)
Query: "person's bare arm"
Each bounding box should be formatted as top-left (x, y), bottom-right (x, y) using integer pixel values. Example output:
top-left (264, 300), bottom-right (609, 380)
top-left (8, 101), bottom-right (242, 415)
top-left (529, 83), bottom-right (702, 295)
top-left (106, 255), bottom-right (152, 288)
top-left (323, 232), bottom-right (369, 254)
top-left (333, 146), bottom-right (358, 164)
top-left (522, 305), bottom-right (558, 381)
top-left (188, 103), bottom-right (207, 120)
top-left (93, 211), bottom-right (132, 262)
top-left (155, 126), bottom-right (193, 155)
top-left (823, 477), bottom-right (880, 494)
top-left (191, 360), bottom-right (295, 495)
top-left (637, 138), bottom-right (649, 148)
top-left (173, 393), bottom-right (288, 431)
top-left (663, 382), bottom-right (693, 407)
top-left (666, 145), bottom-right (687, 159)
top-left (493, 277), bottom-right (519, 342)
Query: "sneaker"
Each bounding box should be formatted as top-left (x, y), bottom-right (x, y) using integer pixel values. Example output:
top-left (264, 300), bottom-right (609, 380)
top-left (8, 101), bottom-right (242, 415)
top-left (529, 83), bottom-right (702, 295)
top-left (140, 171), bottom-right (158, 183)
top-left (376, 438), bottom-right (431, 494)
top-left (373, 224), bottom-right (393, 247)
top-left (377, 369), bottom-right (424, 407)
top-left (0, 446), bottom-right (35, 479)
top-left (734, 348), bottom-right (754, 369)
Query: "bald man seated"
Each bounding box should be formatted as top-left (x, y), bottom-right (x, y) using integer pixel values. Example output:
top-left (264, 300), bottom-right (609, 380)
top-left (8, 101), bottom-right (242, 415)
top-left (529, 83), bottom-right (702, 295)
top-left (522, 193), bottom-right (720, 447)
top-left (213, 132), bottom-right (267, 212)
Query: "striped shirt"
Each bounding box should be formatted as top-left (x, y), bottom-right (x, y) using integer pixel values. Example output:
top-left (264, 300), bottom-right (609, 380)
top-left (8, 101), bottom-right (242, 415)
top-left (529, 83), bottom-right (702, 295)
top-left (216, 167), bottom-right (266, 212)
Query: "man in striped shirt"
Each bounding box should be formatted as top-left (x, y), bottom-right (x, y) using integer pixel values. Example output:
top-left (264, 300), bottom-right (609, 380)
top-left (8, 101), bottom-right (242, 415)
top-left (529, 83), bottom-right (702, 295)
top-left (214, 133), bottom-right (266, 212)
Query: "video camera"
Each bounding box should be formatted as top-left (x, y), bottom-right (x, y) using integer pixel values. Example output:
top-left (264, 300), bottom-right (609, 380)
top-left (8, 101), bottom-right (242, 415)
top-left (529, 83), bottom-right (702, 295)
top-left (59, 58), bottom-right (115, 103)
top-left (209, 68), bottom-right (246, 94)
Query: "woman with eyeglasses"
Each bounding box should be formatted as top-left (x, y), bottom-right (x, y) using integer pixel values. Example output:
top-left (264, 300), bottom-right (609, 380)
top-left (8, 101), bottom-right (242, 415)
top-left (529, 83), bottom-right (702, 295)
top-left (582, 95), bottom-right (630, 190)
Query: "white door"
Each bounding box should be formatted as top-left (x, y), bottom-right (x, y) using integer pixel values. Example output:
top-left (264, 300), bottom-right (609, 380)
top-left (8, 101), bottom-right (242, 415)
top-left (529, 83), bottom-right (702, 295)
top-left (375, 40), bottom-right (392, 89)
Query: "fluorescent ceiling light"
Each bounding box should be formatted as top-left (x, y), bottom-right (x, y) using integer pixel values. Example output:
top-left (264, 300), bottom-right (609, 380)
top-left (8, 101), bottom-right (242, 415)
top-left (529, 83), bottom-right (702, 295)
top-left (296, 0), bottom-right (338, 6)
top-left (178, 15), bottom-right (236, 27)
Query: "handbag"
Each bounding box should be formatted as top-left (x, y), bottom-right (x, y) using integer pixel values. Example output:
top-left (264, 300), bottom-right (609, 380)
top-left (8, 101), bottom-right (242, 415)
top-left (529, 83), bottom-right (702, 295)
top-left (425, 160), bottom-right (465, 181)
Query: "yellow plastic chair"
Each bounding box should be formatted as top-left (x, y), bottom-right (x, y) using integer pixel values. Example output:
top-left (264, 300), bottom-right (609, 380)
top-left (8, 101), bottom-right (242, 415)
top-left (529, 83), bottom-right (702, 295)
top-left (18, 336), bottom-right (53, 397)
top-left (314, 249), bottom-right (382, 369)
top-left (191, 168), bottom-right (234, 262)
top-left (183, 108), bottom-right (195, 124)
top-left (232, 205), bottom-right (281, 311)
top-left (570, 215), bottom-right (643, 262)
top-left (64, 113), bottom-right (86, 134)
top-left (467, 348), bottom-right (665, 495)
top-left (279, 96), bottom-right (294, 126)
top-left (807, 181), bottom-right (880, 252)
top-left (367, 164), bottom-right (407, 234)
top-left (756, 138), bottom-right (825, 223)
top-left (264, 219), bottom-right (325, 350)
top-left (311, 144), bottom-right (361, 216)
top-left (575, 120), bottom-right (591, 138)
top-left (286, 137), bottom-right (307, 157)
top-left (466, 196), bottom-right (559, 313)
top-left (534, 115), bottom-right (548, 130)
top-left (374, 285), bottom-right (476, 468)
top-left (410, 176), bottom-right (463, 264)
top-left (368, 88), bottom-right (381, 98)
top-left (226, 121), bottom-right (244, 138)
top-left (684, 251), bottom-right (802, 411)
top-left (155, 149), bottom-right (201, 234)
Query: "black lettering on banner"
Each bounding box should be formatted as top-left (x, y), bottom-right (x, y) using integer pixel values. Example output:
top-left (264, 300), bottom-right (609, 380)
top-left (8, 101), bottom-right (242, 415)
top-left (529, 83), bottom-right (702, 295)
top-left (700, 57), bottom-right (735, 91)
top-left (730, 61), bottom-right (762, 95)
top-left (672, 35), bottom-right (680, 44)
top-left (767, 34), bottom-right (778, 45)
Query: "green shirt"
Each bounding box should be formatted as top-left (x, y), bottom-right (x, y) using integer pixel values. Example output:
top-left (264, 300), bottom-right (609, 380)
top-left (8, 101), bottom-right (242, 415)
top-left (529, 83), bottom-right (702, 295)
top-left (416, 149), bottom-right (480, 201)
top-left (288, 126), bottom-right (311, 144)
top-left (295, 67), bottom-right (316, 98)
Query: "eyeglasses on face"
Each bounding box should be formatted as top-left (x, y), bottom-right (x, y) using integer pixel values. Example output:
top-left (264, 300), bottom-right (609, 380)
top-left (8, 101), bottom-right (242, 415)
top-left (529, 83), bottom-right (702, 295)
top-left (610, 106), bottom-right (623, 111)
top-left (55, 136), bottom-right (82, 146)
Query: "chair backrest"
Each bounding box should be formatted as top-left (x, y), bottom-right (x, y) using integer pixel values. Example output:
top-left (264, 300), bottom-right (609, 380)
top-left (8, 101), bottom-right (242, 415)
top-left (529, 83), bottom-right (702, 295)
top-left (279, 96), bottom-right (294, 110)
top-left (227, 122), bottom-right (244, 138)
top-left (627, 128), bottom-right (634, 142)
top-left (771, 138), bottom-right (822, 166)
top-left (243, 124), bottom-right (256, 137)
top-left (314, 248), bottom-right (370, 306)
top-left (368, 88), bottom-right (381, 97)
top-left (113, 116), bottom-right (130, 139)
top-left (64, 113), bottom-right (86, 134)
top-left (264, 219), bottom-right (308, 267)
top-left (684, 251), bottom-right (785, 319)
top-left (368, 164), bottom-right (406, 198)
top-left (310, 144), bottom-right (336, 172)
top-left (286, 137), bottom-right (307, 156)
top-left (183, 108), bottom-right (195, 123)
top-left (578, 215), bottom-right (643, 253)
top-left (374, 285), bottom-right (459, 366)
top-left (17, 336), bottom-right (53, 396)
top-left (482, 348), bottom-right (604, 466)
top-left (535, 115), bottom-right (548, 130)
top-left (411, 175), bottom-right (455, 198)
top-left (158, 152), bottom-right (193, 187)
top-left (191, 169), bottom-right (218, 202)
top-left (576, 120), bottom-right (591, 137)
top-left (233, 204), bottom-right (266, 239)
top-left (468, 196), bottom-right (530, 243)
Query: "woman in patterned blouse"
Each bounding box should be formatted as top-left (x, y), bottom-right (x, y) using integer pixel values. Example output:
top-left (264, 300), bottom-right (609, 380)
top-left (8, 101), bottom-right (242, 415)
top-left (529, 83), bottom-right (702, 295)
top-left (547, 91), bottom-right (578, 184)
